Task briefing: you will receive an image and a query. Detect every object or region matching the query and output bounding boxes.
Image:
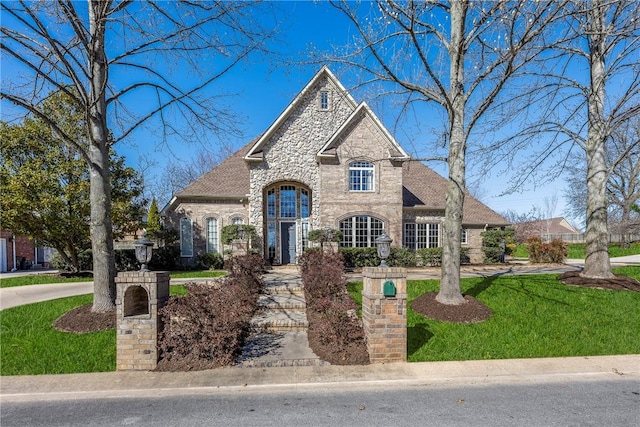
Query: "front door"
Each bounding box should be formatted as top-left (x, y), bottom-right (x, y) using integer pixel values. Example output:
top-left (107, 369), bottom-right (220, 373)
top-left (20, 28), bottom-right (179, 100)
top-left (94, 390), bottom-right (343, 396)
top-left (280, 222), bottom-right (296, 264)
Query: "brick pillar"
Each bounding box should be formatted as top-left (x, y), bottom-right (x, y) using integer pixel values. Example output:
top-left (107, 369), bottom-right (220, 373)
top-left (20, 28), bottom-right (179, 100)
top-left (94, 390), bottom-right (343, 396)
top-left (362, 267), bottom-right (407, 363)
top-left (116, 271), bottom-right (169, 371)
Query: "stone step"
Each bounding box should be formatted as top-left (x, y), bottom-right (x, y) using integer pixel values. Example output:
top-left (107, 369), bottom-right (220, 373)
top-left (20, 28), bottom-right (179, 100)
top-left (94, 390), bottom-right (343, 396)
top-left (258, 293), bottom-right (306, 311)
top-left (250, 309), bottom-right (309, 332)
top-left (263, 284), bottom-right (304, 296)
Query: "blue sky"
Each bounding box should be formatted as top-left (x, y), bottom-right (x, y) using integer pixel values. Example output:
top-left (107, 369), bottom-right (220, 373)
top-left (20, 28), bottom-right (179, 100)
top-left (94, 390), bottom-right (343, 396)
top-left (2, 0), bottom-right (571, 221)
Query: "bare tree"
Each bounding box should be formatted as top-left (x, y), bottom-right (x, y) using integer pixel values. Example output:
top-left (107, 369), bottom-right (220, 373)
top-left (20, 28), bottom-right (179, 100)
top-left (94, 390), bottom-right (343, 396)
top-left (1, 1), bottom-right (276, 311)
top-left (564, 116), bottom-right (640, 244)
top-left (486, 0), bottom-right (639, 278)
top-left (327, 0), bottom-right (564, 304)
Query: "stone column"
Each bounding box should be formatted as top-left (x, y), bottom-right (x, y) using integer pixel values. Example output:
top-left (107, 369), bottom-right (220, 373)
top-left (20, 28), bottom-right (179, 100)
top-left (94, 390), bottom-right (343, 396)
top-left (361, 267), bottom-right (407, 363)
top-left (115, 271), bottom-right (170, 371)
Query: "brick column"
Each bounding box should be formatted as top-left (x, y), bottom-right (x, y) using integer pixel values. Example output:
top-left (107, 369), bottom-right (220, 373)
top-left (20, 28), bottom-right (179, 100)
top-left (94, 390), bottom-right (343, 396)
top-left (115, 271), bottom-right (170, 371)
top-left (362, 267), bottom-right (407, 363)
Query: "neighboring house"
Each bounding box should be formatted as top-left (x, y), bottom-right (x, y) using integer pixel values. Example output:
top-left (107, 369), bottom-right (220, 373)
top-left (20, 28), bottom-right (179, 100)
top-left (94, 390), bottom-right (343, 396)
top-left (163, 67), bottom-right (508, 265)
top-left (0, 230), bottom-right (53, 272)
top-left (514, 217), bottom-right (582, 242)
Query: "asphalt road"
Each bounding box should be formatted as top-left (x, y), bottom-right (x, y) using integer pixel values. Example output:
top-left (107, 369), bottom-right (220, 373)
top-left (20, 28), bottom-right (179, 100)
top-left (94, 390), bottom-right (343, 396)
top-left (2, 378), bottom-right (639, 427)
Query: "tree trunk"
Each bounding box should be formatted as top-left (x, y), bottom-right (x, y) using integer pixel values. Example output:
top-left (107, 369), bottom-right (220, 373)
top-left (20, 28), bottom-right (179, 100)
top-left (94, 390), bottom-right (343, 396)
top-left (88, 1), bottom-right (117, 312)
top-left (582, 0), bottom-right (614, 279)
top-left (437, 0), bottom-right (467, 305)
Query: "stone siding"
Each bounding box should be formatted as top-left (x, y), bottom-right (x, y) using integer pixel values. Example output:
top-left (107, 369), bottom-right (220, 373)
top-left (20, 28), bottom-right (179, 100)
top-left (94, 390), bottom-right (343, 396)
top-left (248, 75), bottom-right (355, 240)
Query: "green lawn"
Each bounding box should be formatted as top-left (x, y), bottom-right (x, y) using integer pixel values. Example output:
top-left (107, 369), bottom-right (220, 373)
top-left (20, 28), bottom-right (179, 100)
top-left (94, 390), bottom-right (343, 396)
top-left (2, 269), bottom-right (639, 375)
top-left (512, 242), bottom-right (639, 259)
top-left (0, 286), bottom-right (186, 376)
top-left (350, 266), bottom-right (640, 362)
top-left (0, 270), bottom-right (225, 288)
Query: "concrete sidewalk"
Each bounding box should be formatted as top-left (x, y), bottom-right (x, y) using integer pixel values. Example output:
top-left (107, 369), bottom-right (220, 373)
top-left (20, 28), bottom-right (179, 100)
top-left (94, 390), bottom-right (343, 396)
top-left (1, 355), bottom-right (638, 402)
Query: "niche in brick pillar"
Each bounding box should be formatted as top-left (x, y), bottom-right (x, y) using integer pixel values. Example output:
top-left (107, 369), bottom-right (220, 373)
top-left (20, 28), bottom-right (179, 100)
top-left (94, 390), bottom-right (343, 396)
top-left (116, 271), bottom-right (169, 371)
top-left (361, 267), bottom-right (407, 363)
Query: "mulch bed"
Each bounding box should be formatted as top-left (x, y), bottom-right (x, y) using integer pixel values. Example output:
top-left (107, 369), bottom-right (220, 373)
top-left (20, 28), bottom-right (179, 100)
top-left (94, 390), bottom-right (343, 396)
top-left (53, 303), bottom-right (115, 333)
top-left (558, 271), bottom-right (640, 291)
top-left (411, 292), bottom-right (493, 323)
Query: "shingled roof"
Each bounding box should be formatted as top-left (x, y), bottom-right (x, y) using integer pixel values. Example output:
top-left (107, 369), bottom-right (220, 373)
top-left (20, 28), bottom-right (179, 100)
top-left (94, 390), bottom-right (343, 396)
top-left (176, 141), bottom-right (254, 199)
top-left (174, 140), bottom-right (508, 227)
top-left (402, 161), bottom-right (509, 226)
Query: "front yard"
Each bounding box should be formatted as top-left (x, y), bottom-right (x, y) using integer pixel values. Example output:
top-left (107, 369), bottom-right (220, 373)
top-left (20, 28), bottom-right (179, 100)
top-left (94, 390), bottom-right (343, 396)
top-left (2, 266), bottom-right (638, 376)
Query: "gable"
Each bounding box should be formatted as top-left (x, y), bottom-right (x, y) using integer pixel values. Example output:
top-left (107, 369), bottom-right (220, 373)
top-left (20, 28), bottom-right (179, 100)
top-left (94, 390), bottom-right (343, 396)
top-left (244, 66), bottom-right (358, 162)
top-left (317, 102), bottom-right (409, 162)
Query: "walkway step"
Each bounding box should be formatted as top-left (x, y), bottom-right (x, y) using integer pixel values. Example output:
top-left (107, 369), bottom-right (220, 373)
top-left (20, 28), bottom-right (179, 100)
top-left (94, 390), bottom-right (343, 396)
top-left (250, 310), bottom-right (309, 332)
top-left (263, 283), bottom-right (304, 296)
top-left (258, 293), bottom-right (306, 312)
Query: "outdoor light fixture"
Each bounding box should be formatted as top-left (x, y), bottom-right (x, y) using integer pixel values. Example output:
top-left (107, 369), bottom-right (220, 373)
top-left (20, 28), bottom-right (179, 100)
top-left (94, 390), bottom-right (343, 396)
top-left (375, 232), bottom-right (392, 268)
top-left (134, 233), bottom-right (154, 271)
top-left (237, 225), bottom-right (245, 241)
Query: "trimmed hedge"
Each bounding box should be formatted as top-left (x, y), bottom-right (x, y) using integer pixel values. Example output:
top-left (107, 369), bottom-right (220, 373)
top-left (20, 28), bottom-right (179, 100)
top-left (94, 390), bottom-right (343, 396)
top-left (526, 237), bottom-right (567, 263)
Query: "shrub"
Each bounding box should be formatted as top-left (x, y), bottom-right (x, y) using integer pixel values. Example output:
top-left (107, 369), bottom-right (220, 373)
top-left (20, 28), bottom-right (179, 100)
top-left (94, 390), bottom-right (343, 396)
top-left (149, 246), bottom-right (180, 271)
top-left (388, 246), bottom-right (417, 267)
top-left (299, 250), bottom-right (369, 365)
top-left (481, 227), bottom-right (516, 263)
top-left (221, 224), bottom-right (257, 245)
top-left (418, 247), bottom-right (443, 266)
top-left (526, 237), bottom-right (567, 263)
top-left (50, 249), bottom-right (92, 272)
top-left (195, 252), bottom-right (224, 270)
top-left (114, 249), bottom-right (137, 271)
top-left (338, 247), bottom-right (379, 268)
top-left (157, 254), bottom-right (264, 370)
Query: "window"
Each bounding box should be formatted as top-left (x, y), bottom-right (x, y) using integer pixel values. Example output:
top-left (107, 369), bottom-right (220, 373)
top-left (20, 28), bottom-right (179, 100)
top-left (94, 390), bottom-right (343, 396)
top-left (267, 188), bottom-right (276, 219)
top-left (349, 161), bottom-right (374, 191)
top-left (403, 223), bottom-right (440, 249)
top-left (301, 222), bottom-right (309, 251)
top-left (461, 228), bottom-right (468, 245)
top-left (280, 185), bottom-right (297, 218)
top-left (267, 221), bottom-right (276, 260)
top-left (339, 216), bottom-right (384, 247)
top-left (231, 217), bottom-right (245, 225)
top-left (206, 218), bottom-right (218, 253)
top-left (300, 189), bottom-right (310, 218)
top-left (180, 218), bottom-right (193, 257)
top-left (320, 90), bottom-right (329, 110)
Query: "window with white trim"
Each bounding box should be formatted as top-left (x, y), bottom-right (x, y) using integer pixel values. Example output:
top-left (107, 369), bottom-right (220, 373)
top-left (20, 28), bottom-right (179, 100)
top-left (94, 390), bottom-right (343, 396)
top-left (180, 218), bottom-right (193, 257)
top-left (461, 228), bottom-right (468, 245)
top-left (339, 215), bottom-right (384, 247)
top-left (403, 223), bottom-right (440, 249)
top-left (206, 218), bottom-right (219, 253)
top-left (349, 161), bottom-right (374, 192)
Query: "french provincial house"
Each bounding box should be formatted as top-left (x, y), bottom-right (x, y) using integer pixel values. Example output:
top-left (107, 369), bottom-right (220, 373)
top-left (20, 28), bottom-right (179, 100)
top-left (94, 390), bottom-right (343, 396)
top-left (163, 66), bottom-right (508, 265)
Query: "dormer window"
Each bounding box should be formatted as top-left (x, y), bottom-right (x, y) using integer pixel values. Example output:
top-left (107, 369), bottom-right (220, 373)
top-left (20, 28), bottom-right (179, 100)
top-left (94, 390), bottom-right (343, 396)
top-left (349, 161), bottom-right (374, 191)
top-left (319, 90), bottom-right (330, 110)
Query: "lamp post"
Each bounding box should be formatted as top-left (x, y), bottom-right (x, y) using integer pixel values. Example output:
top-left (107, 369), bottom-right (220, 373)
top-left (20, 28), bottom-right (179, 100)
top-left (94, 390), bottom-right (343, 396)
top-left (134, 233), bottom-right (154, 272)
top-left (375, 232), bottom-right (392, 268)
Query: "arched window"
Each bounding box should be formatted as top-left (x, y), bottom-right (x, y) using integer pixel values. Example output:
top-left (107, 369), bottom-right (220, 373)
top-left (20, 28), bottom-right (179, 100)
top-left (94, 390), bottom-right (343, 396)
top-left (206, 217), bottom-right (219, 253)
top-left (339, 215), bottom-right (384, 247)
top-left (349, 161), bottom-right (374, 191)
